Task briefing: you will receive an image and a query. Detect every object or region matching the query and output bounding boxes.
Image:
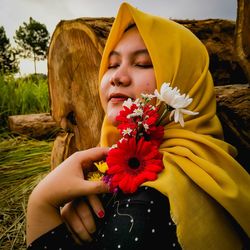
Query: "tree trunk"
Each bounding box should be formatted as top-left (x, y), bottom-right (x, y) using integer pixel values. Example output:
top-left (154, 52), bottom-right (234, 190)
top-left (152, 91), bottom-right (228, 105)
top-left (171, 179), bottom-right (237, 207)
top-left (33, 52), bottom-right (37, 74)
top-left (235, 0), bottom-right (250, 82)
top-left (8, 113), bottom-right (59, 139)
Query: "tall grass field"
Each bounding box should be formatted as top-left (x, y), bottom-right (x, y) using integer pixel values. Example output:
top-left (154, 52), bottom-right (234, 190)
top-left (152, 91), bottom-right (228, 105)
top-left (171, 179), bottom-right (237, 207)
top-left (0, 74), bottom-right (52, 249)
top-left (0, 74), bottom-right (50, 131)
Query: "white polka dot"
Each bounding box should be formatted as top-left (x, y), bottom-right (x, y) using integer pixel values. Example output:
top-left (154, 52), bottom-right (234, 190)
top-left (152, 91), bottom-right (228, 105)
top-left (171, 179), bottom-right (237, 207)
top-left (144, 186), bottom-right (148, 190)
top-left (51, 231), bottom-right (55, 234)
top-left (65, 234), bottom-right (69, 238)
top-left (130, 219), bottom-right (134, 223)
top-left (168, 221), bottom-right (172, 226)
top-left (134, 237), bottom-right (139, 241)
top-left (127, 198), bottom-right (131, 202)
top-left (150, 200), bottom-right (154, 204)
top-left (113, 214), bottom-right (117, 217)
top-left (147, 208), bottom-right (151, 213)
top-left (126, 204), bottom-right (129, 207)
top-left (44, 247), bottom-right (47, 249)
top-left (152, 228), bottom-right (155, 233)
top-left (117, 244), bottom-right (121, 248)
top-left (59, 248), bottom-right (62, 250)
top-left (173, 243), bottom-right (176, 247)
top-left (102, 234), bottom-right (105, 238)
top-left (114, 227), bottom-right (118, 231)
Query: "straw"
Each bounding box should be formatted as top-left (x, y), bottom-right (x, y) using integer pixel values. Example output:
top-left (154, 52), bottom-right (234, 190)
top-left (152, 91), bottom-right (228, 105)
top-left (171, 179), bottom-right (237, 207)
top-left (0, 135), bottom-right (52, 249)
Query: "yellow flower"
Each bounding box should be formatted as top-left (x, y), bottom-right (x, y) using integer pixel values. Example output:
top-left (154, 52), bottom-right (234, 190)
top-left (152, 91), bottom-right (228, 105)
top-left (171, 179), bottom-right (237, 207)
top-left (94, 161), bottom-right (108, 173)
top-left (87, 171), bottom-right (104, 181)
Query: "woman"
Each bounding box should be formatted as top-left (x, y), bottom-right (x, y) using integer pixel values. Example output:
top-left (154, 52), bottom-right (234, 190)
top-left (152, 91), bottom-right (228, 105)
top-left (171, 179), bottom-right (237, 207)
top-left (27, 3), bottom-right (250, 249)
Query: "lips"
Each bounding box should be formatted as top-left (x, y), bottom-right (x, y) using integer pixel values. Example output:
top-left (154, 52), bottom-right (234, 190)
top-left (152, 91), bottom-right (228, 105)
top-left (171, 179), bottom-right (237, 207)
top-left (108, 93), bottom-right (130, 103)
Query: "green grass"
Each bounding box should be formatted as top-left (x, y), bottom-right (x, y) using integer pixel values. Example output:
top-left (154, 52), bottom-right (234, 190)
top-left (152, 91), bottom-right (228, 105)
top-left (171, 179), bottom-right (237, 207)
top-left (0, 134), bottom-right (52, 249)
top-left (0, 74), bottom-right (50, 130)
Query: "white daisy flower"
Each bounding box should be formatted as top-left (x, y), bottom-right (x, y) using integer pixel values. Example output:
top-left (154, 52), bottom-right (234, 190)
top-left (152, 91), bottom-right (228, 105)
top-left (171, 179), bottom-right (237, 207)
top-left (154, 82), bottom-right (199, 127)
top-left (143, 123), bottom-right (149, 131)
top-left (122, 128), bottom-right (133, 136)
top-left (141, 93), bottom-right (155, 102)
top-left (123, 98), bottom-right (134, 108)
top-left (127, 108), bottom-right (143, 118)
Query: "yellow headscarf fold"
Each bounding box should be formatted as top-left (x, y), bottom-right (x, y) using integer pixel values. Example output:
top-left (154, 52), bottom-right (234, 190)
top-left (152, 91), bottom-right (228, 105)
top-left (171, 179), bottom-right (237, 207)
top-left (99, 3), bottom-right (250, 249)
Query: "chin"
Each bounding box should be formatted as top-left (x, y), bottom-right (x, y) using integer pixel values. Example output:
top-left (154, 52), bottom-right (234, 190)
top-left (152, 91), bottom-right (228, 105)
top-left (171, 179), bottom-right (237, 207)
top-left (106, 110), bottom-right (121, 126)
top-left (106, 104), bottom-right (123, 126)
top-left (106, 114), bottom-right (118, 126)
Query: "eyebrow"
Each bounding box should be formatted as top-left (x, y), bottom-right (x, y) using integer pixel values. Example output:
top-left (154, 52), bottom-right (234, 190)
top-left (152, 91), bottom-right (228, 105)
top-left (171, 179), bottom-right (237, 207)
top-left (109, 49), bottom-right (150, 58)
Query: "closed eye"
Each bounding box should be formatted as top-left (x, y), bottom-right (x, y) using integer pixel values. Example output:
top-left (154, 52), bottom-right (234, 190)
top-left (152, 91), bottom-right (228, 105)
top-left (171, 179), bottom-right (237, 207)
top-left (135, 64), bottom-right (153, 68)
top-left (108, 64), bottom-right (120, 69)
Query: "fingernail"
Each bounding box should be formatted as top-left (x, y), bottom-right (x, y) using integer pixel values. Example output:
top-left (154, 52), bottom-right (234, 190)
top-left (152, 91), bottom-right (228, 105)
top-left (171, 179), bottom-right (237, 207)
top-left (98, 210), bottom-right (105, 218)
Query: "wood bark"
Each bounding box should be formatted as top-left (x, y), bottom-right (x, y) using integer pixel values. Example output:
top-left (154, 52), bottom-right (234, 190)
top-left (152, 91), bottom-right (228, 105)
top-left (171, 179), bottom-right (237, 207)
top-left (215, 84), bottom-right (250, 172)
top-left (235, 0), bottom-right (250, 82)
top-left (8, 113), bottom-right (59, 139)
top-left (48, 18), bottom-right (113, 154)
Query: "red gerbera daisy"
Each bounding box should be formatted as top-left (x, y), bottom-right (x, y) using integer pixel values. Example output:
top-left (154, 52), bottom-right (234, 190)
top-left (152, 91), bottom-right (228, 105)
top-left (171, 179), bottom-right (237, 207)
top-left (106, 137), bottom-right (164, 193)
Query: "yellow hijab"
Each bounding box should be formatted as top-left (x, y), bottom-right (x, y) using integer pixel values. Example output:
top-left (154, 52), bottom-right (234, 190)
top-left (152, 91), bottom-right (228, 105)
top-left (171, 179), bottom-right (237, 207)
top-left (99, 3), bottom-right (250, 249)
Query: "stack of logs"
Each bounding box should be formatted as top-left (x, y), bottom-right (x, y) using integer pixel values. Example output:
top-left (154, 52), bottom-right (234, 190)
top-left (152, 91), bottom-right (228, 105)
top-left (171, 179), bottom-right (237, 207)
top-left (8, 0), bottom-right (249, 172)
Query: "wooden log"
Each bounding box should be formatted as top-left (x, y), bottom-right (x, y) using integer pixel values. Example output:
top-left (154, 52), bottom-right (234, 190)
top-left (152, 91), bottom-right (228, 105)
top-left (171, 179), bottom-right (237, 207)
top-left (50, 132), bottom-right (77, 169)
top-left (235, 0), bottom-right (250, 82)
top-left (8, 113), bottom-right (59, 139)
top-left (215, 84), bottom-right (250, 172)
top-left (48, 18), bottom-right (114, 153)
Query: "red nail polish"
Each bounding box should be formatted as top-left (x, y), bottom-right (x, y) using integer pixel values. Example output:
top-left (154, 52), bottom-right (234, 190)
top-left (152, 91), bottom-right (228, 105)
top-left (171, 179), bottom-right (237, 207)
top-left (98, 210), bottom-right (105, 218)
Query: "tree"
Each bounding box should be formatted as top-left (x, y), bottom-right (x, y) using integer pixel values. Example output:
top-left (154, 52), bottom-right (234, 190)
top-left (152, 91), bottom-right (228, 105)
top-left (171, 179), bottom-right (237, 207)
top-left (0, 26), bottom-right (19, 74)
top-left (14, 17), bottom-right (50, 74)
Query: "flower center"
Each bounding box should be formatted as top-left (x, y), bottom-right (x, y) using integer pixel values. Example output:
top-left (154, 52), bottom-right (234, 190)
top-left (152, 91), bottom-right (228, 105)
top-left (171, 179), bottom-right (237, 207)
top-left (128, 157), bottom-right (140, 169)
top-left (143, 132), bottom-right (151, 141)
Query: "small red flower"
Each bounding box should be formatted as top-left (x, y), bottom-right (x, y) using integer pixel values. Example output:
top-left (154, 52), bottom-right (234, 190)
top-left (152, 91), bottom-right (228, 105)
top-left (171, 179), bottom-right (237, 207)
top-left (116, 102), bottom-right (163, 144)
top-left (116, 104), bottom-right (138, 124)
top-left (106, 137), bottom-right (164, 193)
top-left (143, 125), bottom-right (164, 147)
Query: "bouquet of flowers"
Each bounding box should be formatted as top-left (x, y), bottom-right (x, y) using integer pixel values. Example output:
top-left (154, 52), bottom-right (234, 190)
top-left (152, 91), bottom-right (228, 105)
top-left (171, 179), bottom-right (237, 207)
top-left (87, 83), bottom-right (198, 193)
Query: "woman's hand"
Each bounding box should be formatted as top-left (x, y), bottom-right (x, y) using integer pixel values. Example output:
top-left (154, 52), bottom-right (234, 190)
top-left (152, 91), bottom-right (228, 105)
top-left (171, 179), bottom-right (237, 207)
top-left (61, 194), bottom-right (105, 243)
top-left (26, 147), bottom-right (109, 245)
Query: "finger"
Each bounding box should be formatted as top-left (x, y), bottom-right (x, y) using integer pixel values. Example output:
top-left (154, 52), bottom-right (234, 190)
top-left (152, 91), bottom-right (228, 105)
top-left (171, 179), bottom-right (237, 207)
top-left (74, 199), bottom-right (96, 235)
top-left (87, 194), bottom-right (105, 219)
top-left (61, 203), bottom-right (84, 245)
top-left (75, 180), bottom-right (109, 197)
top-left (65, 221), bottom-right (83, 245)
top-left (74, 147), bottom-right (109, 168)
top-left (61, 202), bottom-right (93, 242)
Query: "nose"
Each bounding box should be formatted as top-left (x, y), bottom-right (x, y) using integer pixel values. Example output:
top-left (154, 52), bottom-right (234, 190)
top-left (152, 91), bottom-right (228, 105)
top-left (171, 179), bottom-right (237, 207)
top-left (109, 66), bottom-right (131, 87)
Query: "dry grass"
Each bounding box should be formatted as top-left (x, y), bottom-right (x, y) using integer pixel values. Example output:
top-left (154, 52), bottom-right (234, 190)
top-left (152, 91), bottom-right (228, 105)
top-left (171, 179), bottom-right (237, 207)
top-left (0, 135), bottom-right (52, 249)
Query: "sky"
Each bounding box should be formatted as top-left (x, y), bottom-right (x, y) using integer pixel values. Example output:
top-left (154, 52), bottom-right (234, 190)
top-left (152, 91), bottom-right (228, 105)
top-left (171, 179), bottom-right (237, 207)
top-left (0, 0), bottom-right (237, 75)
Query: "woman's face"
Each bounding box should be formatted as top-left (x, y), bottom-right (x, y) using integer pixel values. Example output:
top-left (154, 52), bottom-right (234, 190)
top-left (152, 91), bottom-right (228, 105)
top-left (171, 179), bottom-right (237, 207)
top-left (100, 27), bottom-right (156, 125)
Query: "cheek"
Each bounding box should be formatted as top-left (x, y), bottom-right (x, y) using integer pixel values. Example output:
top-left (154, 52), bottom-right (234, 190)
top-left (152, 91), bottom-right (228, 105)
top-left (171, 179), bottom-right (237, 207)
top-left (135, 79), bottom-right (157, 98)
top-left (99, 74), bottom-right (110, 110)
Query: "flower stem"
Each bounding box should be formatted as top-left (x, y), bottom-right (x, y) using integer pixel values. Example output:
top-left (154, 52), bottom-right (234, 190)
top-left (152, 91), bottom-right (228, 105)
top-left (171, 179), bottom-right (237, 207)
top-left (156, 103), bottom-right (170, 126)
